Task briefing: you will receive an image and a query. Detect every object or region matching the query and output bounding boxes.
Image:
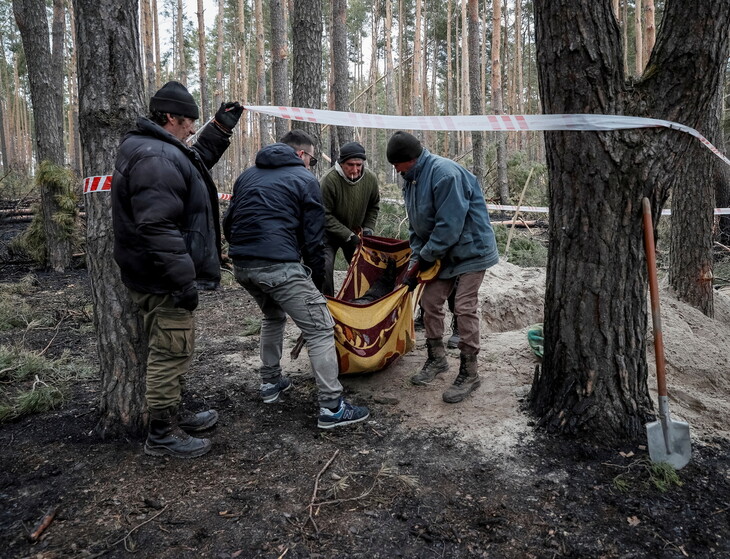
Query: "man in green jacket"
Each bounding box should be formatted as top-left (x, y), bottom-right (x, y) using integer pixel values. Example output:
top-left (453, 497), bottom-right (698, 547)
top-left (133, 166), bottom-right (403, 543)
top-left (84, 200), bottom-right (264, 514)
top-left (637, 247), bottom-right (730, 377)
top-left (320, 141), bottom-right (380, 296)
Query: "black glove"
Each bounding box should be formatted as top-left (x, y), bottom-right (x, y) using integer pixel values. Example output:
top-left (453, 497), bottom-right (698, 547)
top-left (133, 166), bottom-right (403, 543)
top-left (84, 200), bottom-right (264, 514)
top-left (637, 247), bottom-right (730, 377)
top-left (214, 101), bottom-right (244, 132)
top-left (344, 234), bottom-right (361, 253)
top-left (418, 256), bottom-right (435, 272)
top-left (402, 276), bottom-right (418, 292)
top-left (173, 283), bottom-right (199, 312)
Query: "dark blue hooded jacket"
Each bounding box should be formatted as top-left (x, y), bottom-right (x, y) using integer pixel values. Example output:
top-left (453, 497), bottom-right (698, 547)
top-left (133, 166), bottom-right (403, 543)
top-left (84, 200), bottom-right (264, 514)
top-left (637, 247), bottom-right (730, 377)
top-left (223, 143), bottom-right (326, 283)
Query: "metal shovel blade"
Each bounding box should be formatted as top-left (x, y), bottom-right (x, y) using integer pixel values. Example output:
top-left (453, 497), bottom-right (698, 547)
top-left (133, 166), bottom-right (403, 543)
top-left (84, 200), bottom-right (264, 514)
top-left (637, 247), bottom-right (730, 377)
top-left (645, 396), bottom-right (691, 470)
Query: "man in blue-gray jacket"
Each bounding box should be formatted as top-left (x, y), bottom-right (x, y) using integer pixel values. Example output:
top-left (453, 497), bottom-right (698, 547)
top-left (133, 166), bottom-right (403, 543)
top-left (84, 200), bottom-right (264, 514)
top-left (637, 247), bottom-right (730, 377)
top-left (387, 131), bottom-right (499, 403)
top-left (223, 130), bottom-right (369, 429)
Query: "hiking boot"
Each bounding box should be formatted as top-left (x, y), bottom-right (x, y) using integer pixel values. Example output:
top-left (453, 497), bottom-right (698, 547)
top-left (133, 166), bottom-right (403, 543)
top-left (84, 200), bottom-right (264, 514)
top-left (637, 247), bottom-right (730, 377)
top-left (447, 316), bottom-right (460, 349)
top-left (443, 352), bottom-right (480, 403)
top-left (260, 375), bottom-right (292, 403)
top-left (411, 338), bottom-right (449, 385)
top-left (317, 398), bottom-right (370, 429)
top-left (144, 407), bottom-right (212, 458)
top-left (178, 408), bottom-right (219, 433)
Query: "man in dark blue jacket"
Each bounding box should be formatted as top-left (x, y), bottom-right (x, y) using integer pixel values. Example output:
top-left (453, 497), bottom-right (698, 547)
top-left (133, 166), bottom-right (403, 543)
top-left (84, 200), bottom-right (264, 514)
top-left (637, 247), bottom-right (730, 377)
top-left (112, 81), bottom-right (242, 458)
top-left (223, 130), bottom-right (370, 429)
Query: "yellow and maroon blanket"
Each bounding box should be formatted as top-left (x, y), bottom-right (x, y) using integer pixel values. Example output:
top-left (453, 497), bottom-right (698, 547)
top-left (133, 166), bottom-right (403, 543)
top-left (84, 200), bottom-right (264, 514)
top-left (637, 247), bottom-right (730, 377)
top-left (326, 235), bottom-right (438, 375)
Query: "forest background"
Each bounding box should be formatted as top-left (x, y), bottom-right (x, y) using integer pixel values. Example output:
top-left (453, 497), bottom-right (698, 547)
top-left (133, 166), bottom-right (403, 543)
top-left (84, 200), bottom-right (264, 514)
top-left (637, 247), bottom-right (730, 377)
top-left (0, 0), bottom-right (729, 439)
top-left (4, 0), bottom-right (727, 209)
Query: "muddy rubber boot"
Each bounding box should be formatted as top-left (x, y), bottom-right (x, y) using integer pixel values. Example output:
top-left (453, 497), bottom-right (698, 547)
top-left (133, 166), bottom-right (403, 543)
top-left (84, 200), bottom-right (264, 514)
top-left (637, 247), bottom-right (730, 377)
top-left (443, 352), bottom-right (480, 403)
top-left (447, 316), bottom-right (460, 349)
top-left (144, 407), bottom-right (212, 458)
top-left (177, 408), bottom-right (219, 433)
top-left (411, 338), bottom-right (449, 385)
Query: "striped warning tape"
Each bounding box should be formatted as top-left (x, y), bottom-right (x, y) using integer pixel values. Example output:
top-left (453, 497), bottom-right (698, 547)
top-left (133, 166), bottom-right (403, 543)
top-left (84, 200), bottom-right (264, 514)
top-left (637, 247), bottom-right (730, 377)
top-left (381, 198), bottom-right (730, 216)
top-left (244, 106), bottom-right (730, 168)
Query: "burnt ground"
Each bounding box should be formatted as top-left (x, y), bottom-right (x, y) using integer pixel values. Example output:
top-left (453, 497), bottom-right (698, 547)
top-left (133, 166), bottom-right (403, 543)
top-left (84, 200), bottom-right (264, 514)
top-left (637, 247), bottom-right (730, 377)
top-left (0, 254), bottom-right (729, 558)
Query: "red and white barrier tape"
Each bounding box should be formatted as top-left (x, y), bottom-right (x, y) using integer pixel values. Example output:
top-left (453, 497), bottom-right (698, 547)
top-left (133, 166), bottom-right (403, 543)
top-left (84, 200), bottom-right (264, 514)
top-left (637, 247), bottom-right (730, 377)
top-left (83, 175), bottom-right (233, 201)
top-left (381, 198), bottom-right (730, 216)
top-left (83, 175), bottom-right (112, 193)
top-left (244, 106), bottom-right (730, 168)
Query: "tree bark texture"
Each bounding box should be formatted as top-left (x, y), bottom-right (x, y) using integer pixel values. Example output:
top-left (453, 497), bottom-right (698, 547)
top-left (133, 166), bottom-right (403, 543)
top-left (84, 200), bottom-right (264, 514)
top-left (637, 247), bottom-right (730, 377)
top-left (73, 0), bottom-right (148, 439)
top-left (269, 0), bottom-right (289, 142)
top-left (467, 0), bottom-right (484, 188)
top-left (531, 0), bottom-right (730, 441)
top-left (332, 0), bottom-right (353, 154)
top-left (291, 0), bottom-right (322, 145)
top-left (196, 0), bottom-right (209, 121)
top-left (13, 0), bottom-right (70, 271)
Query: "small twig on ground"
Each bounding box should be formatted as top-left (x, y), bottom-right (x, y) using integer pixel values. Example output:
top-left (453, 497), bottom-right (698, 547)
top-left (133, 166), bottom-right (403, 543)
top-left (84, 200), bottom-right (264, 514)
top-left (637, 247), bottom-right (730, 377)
top-left (38, 314), bottom-right (67, 357)
top-left (307, 449), bottom-right (339, 533)
top-left (276, 548), bottom-right (289, 559)
top-left (28, 506), bottom-right (58, 542)
top-left (109, 504), bottom-right (169, 551)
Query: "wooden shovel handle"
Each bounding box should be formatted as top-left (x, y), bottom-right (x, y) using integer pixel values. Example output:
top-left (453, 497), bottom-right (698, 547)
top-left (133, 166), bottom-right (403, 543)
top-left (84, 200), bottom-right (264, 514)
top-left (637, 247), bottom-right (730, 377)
top-left (642, 198), bottom-right (667, 398)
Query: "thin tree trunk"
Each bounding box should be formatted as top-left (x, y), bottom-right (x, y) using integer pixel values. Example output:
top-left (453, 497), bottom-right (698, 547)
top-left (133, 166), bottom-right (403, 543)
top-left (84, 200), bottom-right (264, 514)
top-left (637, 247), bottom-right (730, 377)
top-left (152, 0), bottom-right (160, 90)
top-left (177, 0), bottom-right (186, 83)
top-left (492, 0), bottom-right (509, 204)
top-left (634, 0), bottom-right (643, 75)
top-left (468, 0), bottom-right (484, 190)
top-left (254, 0), bottom-right (268, 145)
top-left (197, 0), bottom-right (209, 120)
top-left (73, 0), bottom-right (148, 439)
top-left (643, 0), bottom-right (656, 65)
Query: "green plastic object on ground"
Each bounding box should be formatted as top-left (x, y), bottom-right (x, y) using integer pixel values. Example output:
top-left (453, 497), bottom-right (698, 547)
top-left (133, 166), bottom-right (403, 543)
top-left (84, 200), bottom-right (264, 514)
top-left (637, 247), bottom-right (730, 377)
top-left (527, 323), bottom-right (544, 358)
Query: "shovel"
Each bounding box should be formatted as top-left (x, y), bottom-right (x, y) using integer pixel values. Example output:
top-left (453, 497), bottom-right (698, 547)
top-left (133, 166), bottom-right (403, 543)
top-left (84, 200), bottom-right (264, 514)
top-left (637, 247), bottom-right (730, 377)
top-left (642, 197), bottom-right (691, 470)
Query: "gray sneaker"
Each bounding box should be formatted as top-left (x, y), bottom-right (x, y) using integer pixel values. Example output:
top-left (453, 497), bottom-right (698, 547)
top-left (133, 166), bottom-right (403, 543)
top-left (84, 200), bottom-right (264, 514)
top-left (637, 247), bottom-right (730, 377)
top-left (317, 398), bottom-right (370, 429)
top-left (260, 376), bottom-right (292, 403)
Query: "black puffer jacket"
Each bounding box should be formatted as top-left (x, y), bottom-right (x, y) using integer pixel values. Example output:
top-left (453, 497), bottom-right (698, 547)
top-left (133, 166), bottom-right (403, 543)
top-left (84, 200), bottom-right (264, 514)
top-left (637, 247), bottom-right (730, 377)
top-left (112, 117), bottom-right (230, 294)
top-left (223, 143), bottom-right (326, 283)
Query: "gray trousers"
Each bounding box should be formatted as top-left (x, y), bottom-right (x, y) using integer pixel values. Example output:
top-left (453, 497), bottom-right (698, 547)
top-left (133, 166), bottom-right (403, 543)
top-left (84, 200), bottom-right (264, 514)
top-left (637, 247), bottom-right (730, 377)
top-left (128, 290), bottom-right (194, 411)
top-left (421, 270), bottom-right (486, 353)
top-left (233, 261), bottom-right (343, 408)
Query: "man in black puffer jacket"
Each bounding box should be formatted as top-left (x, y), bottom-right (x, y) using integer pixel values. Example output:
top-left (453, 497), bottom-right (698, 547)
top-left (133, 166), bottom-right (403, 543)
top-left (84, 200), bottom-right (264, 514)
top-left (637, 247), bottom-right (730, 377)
top-left (223, 130), bottom-right (370, 430)
top-left (112, 81), bottom-right (243, 458)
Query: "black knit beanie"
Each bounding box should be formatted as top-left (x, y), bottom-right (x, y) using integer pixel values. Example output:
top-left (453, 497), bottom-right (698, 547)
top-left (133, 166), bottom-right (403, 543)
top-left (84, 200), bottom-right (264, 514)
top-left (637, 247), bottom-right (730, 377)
top-left (150, 81), bottom-right (199, 120)
top-left (338, 141), bottom-right (367, 164)
top-left (386, 131), bottom-right (423, 163)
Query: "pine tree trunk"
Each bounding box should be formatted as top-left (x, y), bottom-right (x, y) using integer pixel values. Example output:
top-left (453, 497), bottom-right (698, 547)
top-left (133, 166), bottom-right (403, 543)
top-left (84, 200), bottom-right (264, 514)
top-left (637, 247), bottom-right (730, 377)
top-left (13, 0), bottom-right (71, 272)
top-left (332, 0), bottom-right (352, 153)
top-left (176, 0), bottom-right (186, 84)
top-left (634, 0), bottom-right (643, 75)
top-left (254, 0), bottom-right (268, 145)
top-left (270, 0), bottom-right (289, 141)
top-left (291, 0), bottom-right (322, 145)
top-left (196, 0), bottom-right (209, 121)
top-left (73, 0), bottom-right (148, 439)
top-left (492, 0), bottom-right (509, 205)
top-left (531, 0), bottom-right (730, 441)
top-left (467, 0), bottom-right (484, 190)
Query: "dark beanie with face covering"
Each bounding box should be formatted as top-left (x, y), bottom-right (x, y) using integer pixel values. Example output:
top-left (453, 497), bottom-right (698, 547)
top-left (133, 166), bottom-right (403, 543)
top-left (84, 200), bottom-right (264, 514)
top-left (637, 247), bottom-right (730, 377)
top-left (150, 81), bottom-right (199, 120)
top-left (386, 131), bottom-right (423, 163)
top-left (338, 141), bottom-right (367, 164)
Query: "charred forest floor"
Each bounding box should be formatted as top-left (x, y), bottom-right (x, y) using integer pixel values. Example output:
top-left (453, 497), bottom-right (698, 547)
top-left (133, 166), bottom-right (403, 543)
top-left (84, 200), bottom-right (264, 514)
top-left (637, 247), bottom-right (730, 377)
top-left (0, 229), bottom-right (729, 558)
